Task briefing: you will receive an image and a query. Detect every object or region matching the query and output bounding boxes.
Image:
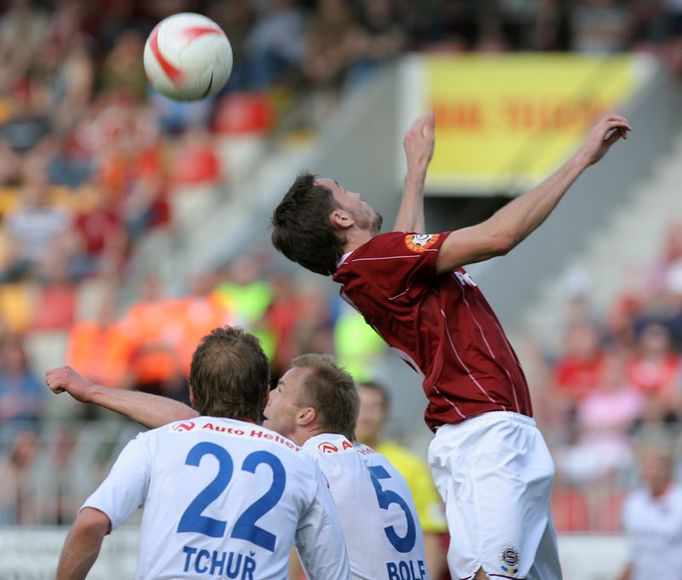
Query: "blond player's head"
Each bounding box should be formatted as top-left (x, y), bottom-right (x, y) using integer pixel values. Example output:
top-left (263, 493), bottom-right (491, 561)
top-left (264, 353), bottom-right (359, 442)
top-left (189, 326), bottom-right (270, 422)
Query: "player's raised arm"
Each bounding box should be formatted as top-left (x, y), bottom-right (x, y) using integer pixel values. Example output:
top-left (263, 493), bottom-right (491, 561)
top-left (434, 113), bottom-right (631, 273)
top-left (56, 507), bottom-right (110, 580)
top-left (45, 366), bottom-right (198, 429)
top-left (393, 112), bottom-right (435, 233)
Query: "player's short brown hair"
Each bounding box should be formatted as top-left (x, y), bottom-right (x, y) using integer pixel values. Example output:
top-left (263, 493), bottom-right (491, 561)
top-left (190, 326), bottom-right (270, 421)
top-left (292, 354), bottom-right (359, 440)
top-left (271, 172), bottom-right (345, 276)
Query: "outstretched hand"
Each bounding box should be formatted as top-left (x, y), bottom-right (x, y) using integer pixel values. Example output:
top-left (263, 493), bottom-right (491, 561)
top-left (578, 113), bottom-right (631, 166)
top-left (404, 111), bottom-right (435, 180)
top-left (45, 366), bottom-right (95, 403)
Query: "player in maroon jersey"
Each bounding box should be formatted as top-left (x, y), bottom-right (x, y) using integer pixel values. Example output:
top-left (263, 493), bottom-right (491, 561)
top-left (271, 111), bottom-right (631, 579)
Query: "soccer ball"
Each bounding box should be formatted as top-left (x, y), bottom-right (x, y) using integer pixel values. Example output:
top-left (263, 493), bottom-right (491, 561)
top-left (143, 12), bottom-right (233, 101)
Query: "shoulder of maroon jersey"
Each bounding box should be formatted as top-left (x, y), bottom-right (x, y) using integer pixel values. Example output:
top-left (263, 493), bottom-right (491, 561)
top-left (333, 232), bottom-right (404, 275)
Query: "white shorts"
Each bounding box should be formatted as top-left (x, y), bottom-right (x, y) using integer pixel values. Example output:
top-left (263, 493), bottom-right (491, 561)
top-left (428, 412), bottom-right (562, 580)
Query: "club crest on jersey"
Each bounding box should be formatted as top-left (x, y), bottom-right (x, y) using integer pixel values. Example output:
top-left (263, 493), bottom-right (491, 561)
top-left (172, 421), bottom-right (196, 432)
top-left (404, 233), bottom-right (440, 253)
top-left (499, 546), bottom-right (519, 575)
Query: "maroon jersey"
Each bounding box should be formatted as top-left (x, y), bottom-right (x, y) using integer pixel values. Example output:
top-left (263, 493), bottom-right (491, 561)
top-left (333, 231), bottom-right (532, 431)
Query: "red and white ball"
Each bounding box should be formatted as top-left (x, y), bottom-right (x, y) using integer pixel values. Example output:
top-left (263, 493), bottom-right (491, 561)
top-left (143, 12), bottom-right (232, 101)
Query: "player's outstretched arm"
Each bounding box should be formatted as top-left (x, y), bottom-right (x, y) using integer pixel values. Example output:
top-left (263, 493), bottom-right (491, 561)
top-left (434, 113), bottom-right (631, 273)
top-left (56, 507), bottom-right (110, 580)
top-left (393, 111), bottom-right (435, 233)
top-left (45, 366), bottom-right (198, 429)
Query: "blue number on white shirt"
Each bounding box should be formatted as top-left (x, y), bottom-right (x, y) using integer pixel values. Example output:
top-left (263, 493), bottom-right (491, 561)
top-left (232, 451), bottom-right (286, 552)
top-left (177, 442), bottom-right (233, 538)
top-left (368, 465), bottom-right (417, 553)
top-left (177, 443), bottom-right (286, 551)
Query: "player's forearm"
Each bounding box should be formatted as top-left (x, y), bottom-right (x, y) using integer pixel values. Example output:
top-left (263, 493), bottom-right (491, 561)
top-left (57, 514), bottom-right (108, 580)
top-left (488, 153), bottom-right (588, 250)
top-left (89, 385), bottom-right (198, 428)
top-left (394, 172), bottom-right (426, 233)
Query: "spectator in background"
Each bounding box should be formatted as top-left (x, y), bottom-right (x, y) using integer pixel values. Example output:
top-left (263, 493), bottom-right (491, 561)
top-left (176, 270), bottom-right (237, 375)
top-left (214, 254), bottom-right (273, 334)
top-left (66, 293), bottom-right (131, 390)
top-left (118, 274), bottom-right (185, 400)
top-left (99, 29), bottom-right (147, 102)
top-left (619, 429), bottom-right (682, 579)
top-left (333, 303), bottom-right (386, 383)
top-left (0, 178), bottom-right (71, 282)
top-left (356, 381), bottom-right (448, 579)
top-left (302, 0), bottom-right (359, 90)
top-left (629, 323), bottom-right (681, 425)
top-left (553, 322), bottom-right (605, 436)
top-left (0, 0), bottom-right (48, 89)
top-left (0, 140), bottom-right (22, 186)
top-left (347, 0), bottom-right (406, 88)
top-left (0, 429), bottom-right (39, 525)
top-left (661, 0), bottom-right (682, 39)
top-left (0, 89), bottom-right (51, 156)
top-left (246, 0), bottom-right (306, 90)
top-left (649, 220), bottom-right (682, 297)
top-left (71, 189), bottom-right (128, 280)
top-left (559, 350), bottom-right (643, 483)
top-left (571, 0), bottom-right (632, 54)
top-left (265, 272), bottom-right (302, 377)
top-left (31, 253), bottom-right (76, 331)
top-left (289, 281), bottom-right (335, 359)
top-left (36, 33), bottom-right (94, 134)
top-left (0, 337), bottom-right (44, 429)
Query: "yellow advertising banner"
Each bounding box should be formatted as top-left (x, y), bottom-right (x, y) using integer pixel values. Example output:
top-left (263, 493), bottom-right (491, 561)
top-left (422, 54), bottom-right (643, 192)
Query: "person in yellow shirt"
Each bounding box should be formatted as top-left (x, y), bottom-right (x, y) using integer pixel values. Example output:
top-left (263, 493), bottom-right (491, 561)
top-left (356, 380), bottom-right (448, 579)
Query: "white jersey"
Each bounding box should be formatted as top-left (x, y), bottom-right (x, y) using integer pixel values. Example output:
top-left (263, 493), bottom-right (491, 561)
top-left (622, 484), bottom-right (682, 580)
top-left (83, 417), bottom-right (351, 580)
top-left (302, 433), bottom-right (427, 580)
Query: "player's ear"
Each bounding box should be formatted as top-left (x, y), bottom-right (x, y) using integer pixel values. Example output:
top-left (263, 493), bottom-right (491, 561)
top-left (296, 406), bottom-right (316, 428)
top-left (330, 208), bottom-right (353, 230)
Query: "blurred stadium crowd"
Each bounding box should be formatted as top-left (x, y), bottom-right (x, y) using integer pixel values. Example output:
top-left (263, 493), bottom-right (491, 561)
top-left (1, 0), bottom-right (682, 536)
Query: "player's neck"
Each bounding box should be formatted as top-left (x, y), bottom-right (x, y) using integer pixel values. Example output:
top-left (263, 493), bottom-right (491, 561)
top-left (343, 228), bottom-right (374, 255)
top-left (291, 425), bottom-right (328, 446)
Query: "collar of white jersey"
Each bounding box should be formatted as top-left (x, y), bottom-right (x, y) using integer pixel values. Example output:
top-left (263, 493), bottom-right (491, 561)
top-left (303, 433), bottom-right (355, 455)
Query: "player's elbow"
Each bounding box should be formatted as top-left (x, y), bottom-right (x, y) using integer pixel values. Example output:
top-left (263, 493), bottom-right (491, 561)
top-left (488, 230), bottom-right (517, 256)
top-left (73, 507), bottom-right (111, 538)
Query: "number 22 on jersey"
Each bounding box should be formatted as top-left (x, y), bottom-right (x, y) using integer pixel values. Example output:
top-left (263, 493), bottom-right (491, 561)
top-left (178, 442), bottom-right (286, 552)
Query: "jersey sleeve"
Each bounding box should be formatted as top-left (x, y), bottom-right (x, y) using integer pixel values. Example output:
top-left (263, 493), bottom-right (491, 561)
top-left (295, 464), bottom-right (351, 580)
top-left (342, 231), bottom-right (449, 301)
top-left (81, 432), bottom-right (151, 531)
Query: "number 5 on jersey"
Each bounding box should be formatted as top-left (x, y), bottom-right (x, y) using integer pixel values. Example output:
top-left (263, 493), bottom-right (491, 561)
top-left (369, 465), bottom-right (417, 553)
top-left (178, 442), bottom-right (286, 552)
